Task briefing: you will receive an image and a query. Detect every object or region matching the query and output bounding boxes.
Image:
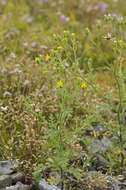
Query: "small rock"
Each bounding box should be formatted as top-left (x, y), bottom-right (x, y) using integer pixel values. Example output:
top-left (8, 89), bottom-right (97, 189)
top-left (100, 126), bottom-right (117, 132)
top-left (107, 176), bottom-right (126, 190)
top-left (90, 137), bottom-right (112, 153)
top-left (85, 123), bottom-right (108, 137)
top-left (0, 175), bottom-right (12, 188)
top-left (11, 172), bottom-right (25, 185)
top-left (117, 175), bottom-right (125, 182)
top-left (107, 176), bottom-right (121, 190)
top-left (0, 161), bottom-right (18, 175)
top-left (119, 181), bottom-right (126, 189)
top-left (6, 182), bottom-right (31, 190)
top-left (92, 123), bottom-right (107, 133)
top-left (91, 154), bottom-right (109, 172)
top-left (39, 179), bottom-right (61, 190)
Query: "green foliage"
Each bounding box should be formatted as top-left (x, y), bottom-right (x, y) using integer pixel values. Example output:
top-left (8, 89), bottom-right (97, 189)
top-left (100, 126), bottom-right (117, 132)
top-left (1, 0), bottom-right (126, 189)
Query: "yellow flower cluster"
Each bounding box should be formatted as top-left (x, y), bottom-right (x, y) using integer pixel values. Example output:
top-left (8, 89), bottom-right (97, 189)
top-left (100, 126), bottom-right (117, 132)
top-left (56, 80), bottom-right (88, 90)
top-left (56, 80), bottom-right (64, 88)
top-left (80, 82), bottom-right (87, 89)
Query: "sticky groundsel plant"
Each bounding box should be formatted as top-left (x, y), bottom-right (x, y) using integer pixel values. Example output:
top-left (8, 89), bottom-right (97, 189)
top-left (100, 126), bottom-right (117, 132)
top-left (104, 14), bottom-right (126, 174)
top-left (38, 84), bottom-right (83, 189)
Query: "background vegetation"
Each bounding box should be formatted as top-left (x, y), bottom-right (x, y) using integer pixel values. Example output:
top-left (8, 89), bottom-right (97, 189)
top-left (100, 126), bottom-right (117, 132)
top-left (1, 0), bottom-right (126, 189)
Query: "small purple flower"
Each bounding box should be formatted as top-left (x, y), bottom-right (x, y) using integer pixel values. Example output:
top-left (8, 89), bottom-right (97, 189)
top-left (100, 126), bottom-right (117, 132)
top-left (86, 2), bottom-right (108, 13)
top-left (60, 15), bottom-right (70, 23)
top-left (31, 41), bottom-right (39, 48)
top-left (0, 0), bottom-right (8, 6)
top-left (98, 2), bottom-right (108, 12)
top-left (37, 0), bottom-right (48, 4)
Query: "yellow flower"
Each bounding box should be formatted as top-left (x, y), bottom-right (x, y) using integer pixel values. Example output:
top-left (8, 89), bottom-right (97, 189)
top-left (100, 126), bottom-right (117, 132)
top-left (45, 54), bottom-right (50, 62)
top-left (80, 82), bottom-right (87, 89)
top-left (56, 80), bottom-right (64, 88)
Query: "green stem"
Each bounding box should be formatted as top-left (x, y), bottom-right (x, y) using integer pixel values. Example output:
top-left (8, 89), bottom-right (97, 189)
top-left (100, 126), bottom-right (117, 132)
top-left (114, 72), bottom-right (124, 174)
